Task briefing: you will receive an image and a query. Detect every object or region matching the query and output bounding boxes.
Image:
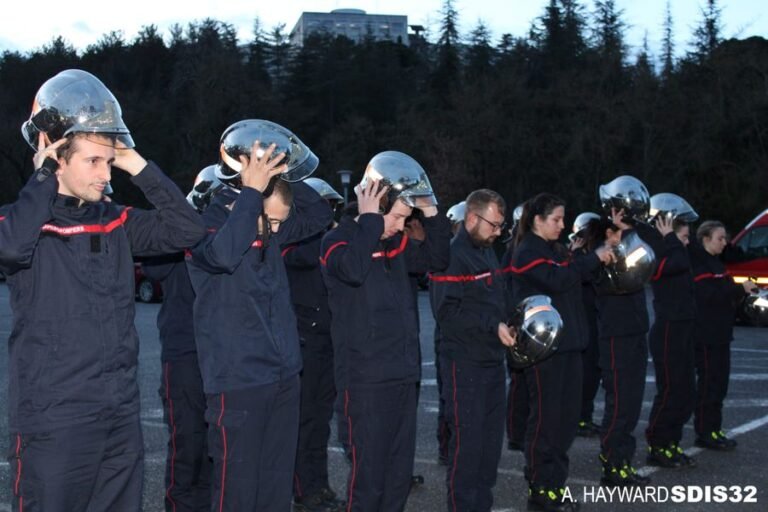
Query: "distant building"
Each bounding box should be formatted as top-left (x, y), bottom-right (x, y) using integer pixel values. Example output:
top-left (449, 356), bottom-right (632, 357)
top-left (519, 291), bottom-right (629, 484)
top-left (289, 9), bottom-right (409, 47)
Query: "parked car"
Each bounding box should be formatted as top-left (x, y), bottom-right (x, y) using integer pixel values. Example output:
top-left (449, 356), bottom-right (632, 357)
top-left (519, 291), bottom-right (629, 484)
top-left (134, 262), bottom-right (163, 303)
top-left (725, 208), bottom-right (768, 286)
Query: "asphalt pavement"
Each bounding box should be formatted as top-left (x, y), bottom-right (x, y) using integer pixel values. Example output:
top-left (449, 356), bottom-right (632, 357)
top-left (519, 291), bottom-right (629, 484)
top-left (0, 285), bottom-right (765, 511)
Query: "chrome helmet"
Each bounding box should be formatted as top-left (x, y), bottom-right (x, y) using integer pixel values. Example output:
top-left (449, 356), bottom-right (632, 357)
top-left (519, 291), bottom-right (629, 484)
top-left (303, 177), bottom-right (343, 203)
top-left (648, 193), bottom-right (699, 224)
top-left (216, 119), bottom-right (318, 189)
top-left (595, 230), bottom-right (656, 294)
top-left (21, 69), bottom-right (133, 150)
top-left (446, 201), bottom-right (466, 224)
top-left (569, 212), bottom-right (601, 242)
top-left (599, 175), bottom-right (650, 223)
top-left (742, 288), bottom-right (768, 327)
top-left (187, 165), bottom-right (224, 212)
top-left (359, 151), bottom-right (437, 208)
top-left (508, 295), bottom-right (563, 368)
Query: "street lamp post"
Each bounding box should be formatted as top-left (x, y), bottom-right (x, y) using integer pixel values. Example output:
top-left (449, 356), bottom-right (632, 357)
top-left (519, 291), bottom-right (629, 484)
top-left (337, 169), bottom-right (353, 206)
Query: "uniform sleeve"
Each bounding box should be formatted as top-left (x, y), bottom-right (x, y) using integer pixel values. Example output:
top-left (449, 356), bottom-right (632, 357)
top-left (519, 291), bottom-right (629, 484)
top-left (321, 214), bottom-right (383, 286)
top-left (650, 233), bottom-right (690, 281)
top-left (509, 246), bottom-right (600, 295)
top-left (124, 162), bottom-right (206, 257)
top-left (275, 182), bottom-right (334, 246)
top-left (0, 170), bottom-right (58, 274)
top-left (189, 188), bottom-right (262, 274)
top-left (282, 233), bottom-right (322, 269)
top-left (405, 214), bottom-right (452, 274)
top-left (141, 253), bottom-right (185, 282)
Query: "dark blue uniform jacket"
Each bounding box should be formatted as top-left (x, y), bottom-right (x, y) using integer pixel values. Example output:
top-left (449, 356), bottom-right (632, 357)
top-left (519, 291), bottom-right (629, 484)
top-left (430, 226), bottom-right (508, 365)
top-left (142, 254), bottom-right (197, 362)
top-left (649, 233), bottom-right (696, 322)
top-left (507, 232), bottom-right (601, 353)
top-left (0, 163), bottom-right (205, 433)
top-left (321, 213), bottom-right (450, 389)
top-left (689, 241), bottom-right (746, 345)
top-left (281, 232), bottom-right (331, 340)
top-left (187, 183), bottom-right (333, 394)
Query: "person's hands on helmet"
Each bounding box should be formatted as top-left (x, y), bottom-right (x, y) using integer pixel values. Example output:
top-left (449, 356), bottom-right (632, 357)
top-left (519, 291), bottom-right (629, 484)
top-left (595, 244), bottom-right (617, 265)
top-left (355, 179), bottom-right (388, 215)
top-left (33, 133), bottom-right (67, 170)
top-left (114, 147), bottom-right (148, 176)
top-left (742, 281), bottom-right (759, 294)
top-left (405, 218), bottom-right (425, 241)
top-left (239, 141), bottom-right (287, 193)
top-left (418, 205), bottom-right (438, 218)
top-left (655, 215), bottom-right (674, 237)
top-left (569, 237), bottom-right (585, 251)
top-left (610, 208), bottom-right (632, 230)
top-left (498, 323), bottom-right (516, 347)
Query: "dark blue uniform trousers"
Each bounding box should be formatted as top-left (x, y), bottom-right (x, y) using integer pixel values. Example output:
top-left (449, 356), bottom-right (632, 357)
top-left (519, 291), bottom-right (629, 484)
top-left (599, 334), bottom-right (648, 466)
top-left (160, 354), bottom-right (212, 512)
top-left (294, 335), bottom-right (336, 499)
top-left (340, 382), bottom-right (417, 512)
top-left (506, 366), bottom-right (529, 448)
top-left (206, 376), bottom-right (300, 512)
top-left (9, 412), bottom-right (143, 512)
top-left (580, 333), bottom-right (601, 424)
top-left (694, 342), bottom-right (731, 436)
top-left (645, 320), bottom-right (696, 446)
top-left (440, 357), bottom-right (506, 512)
top-left (523, 352), bottom-right (582, 489)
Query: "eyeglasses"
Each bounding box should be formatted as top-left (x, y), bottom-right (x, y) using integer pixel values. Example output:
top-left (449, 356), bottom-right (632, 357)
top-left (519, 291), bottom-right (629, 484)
top-left (475, 213), bottom-right (507, 233)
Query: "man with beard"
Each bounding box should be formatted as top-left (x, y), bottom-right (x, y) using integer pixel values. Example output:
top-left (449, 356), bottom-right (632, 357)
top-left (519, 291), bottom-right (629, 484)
top-left (429, 189), bottom-right (517, 512)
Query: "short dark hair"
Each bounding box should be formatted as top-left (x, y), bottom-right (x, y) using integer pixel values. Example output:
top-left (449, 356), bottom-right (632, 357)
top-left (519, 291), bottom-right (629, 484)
top-left (466, 189), bottom-right (506, 218)
top-left (268, 177), bottom-right (293, 206)
top-left (55, 133), bottom-right (118, 163)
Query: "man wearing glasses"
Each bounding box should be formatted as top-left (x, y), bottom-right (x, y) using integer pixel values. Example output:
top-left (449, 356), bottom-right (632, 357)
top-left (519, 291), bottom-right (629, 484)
top-left (429, 189), bottom-right (517, 512)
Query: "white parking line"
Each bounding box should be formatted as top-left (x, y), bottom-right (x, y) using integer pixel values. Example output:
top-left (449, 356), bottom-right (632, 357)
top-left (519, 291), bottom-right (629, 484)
top-left (637, 411), bottom-right (768, 477)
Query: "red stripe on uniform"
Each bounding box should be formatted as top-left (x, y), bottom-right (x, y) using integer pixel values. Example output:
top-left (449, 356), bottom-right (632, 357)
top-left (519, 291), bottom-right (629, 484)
top-left (651, 257), bottom-right (668, 282)
top-left (282, 245), bottom-right (297, 258)
top-left (164, 363), bottom-right (178, 512)
top-left (251, 240), bottom-right (263, 248)
top-left (694, 272), bottom-right (727, 282)
top-left (647, 322), bottom-right (671, 438)
top-left (40, 207), bottom-right (132, 236)
top-left (345, 390), bottom-right (358, 512)
top-left (14, 433), bottom-right (22, 505)
top-left (320, 241), bottom-right (348, 266)
top-left (601, 337), bottom-right (620, 462)
top-left (429, 271), bottom-right (493, 283)
top-left (529, 366), bottom-right (543, 483)
top-left (217, 394), bottom-right (227, 512)
top-left (499, 258), bottom-right (568, 275)
top-left (449, 362), bottom-right (461, 512)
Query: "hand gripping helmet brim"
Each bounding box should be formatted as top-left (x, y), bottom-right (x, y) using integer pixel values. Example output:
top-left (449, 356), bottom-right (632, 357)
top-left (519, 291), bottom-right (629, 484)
top-left (446, 201), bottom-right (466, 224)
top-left (595, 230), bottom-right (656, 295)
top-left (360, 151), bottom-right (437, 208)
top-left (303, 177), bottom-right (343, 202)
top-left (648, 193), bottom-right (699, 224)
top-left (187, 164), bottom-right (224, 212)
top-left (508, 295), bottom-right (563, 369)
top-left (599, 175), bottom-right (650, 223)
top-left (21, 69), bottom-right (134, 150)
top-left (215, 119), bottom-right (319, 189)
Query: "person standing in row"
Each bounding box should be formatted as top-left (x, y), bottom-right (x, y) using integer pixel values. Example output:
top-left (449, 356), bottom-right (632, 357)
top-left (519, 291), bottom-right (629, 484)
top-left (187, 120), bottom-right (333, 511)
top-left (1, 69), bottom-right (205, 512)
top-left (430, 189), bottom-right (517, 512)
top-left (321, 152), bottom-right (450, 512)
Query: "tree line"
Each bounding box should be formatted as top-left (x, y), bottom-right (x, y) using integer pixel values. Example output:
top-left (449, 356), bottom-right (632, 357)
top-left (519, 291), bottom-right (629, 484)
top-left (0, 0), bottom-right (766, 231)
